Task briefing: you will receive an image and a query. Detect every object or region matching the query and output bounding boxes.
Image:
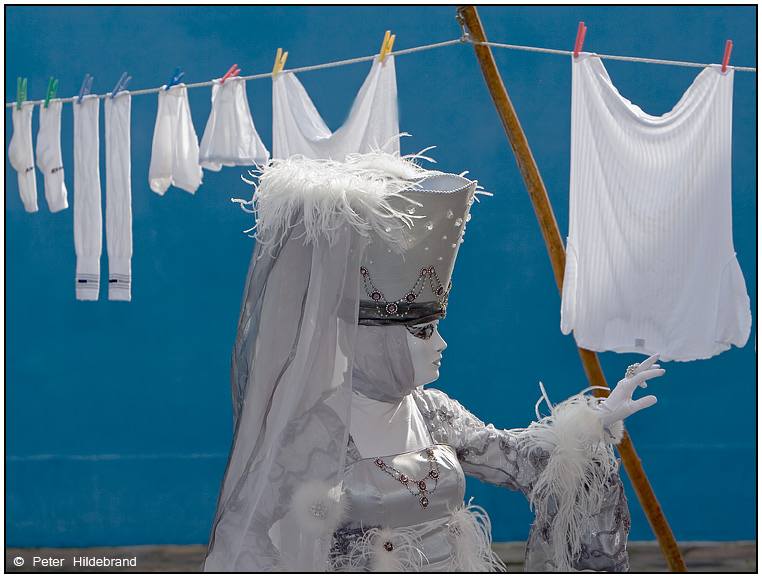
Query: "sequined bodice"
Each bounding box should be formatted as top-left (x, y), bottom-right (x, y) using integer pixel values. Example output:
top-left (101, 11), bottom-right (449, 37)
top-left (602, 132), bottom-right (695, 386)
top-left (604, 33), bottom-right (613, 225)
top-left (330, 443), bottom-right (469, 570)
top-left (343, 443), bottom-right (465, 531)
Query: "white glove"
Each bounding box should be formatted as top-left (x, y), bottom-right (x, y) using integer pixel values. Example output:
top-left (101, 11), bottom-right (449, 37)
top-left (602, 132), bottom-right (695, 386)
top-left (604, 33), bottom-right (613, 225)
top-left (596, 353), bottom-right (664, 429)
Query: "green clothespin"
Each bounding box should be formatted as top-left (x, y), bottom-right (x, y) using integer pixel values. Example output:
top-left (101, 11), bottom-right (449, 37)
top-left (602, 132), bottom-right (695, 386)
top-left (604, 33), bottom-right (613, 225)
top-left (44, 77), bottom-right (58, 108)
top-left (16, 77), bottom-right (27, 110)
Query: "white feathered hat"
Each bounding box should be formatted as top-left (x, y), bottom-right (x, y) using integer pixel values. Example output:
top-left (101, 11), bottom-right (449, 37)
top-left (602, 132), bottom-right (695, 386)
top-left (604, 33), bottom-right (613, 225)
top-left (239, 150), bottom-right (478, 325)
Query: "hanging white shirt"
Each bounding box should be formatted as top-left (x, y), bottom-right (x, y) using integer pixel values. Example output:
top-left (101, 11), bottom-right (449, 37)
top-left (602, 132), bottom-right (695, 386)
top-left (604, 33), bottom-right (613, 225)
top-left (561, 54), bottom-right (751, 362)
top-left (149, 83), bottom-right (203, 195)
top-left (199, 76), bottom-right (269, 170)
top-left (272, 55), bottom-right (400, 160)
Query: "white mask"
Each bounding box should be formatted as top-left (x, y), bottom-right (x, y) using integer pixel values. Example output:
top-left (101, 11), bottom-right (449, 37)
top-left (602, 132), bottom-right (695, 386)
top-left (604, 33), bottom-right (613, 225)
top-left (405, 320), bottom-right (447, 386)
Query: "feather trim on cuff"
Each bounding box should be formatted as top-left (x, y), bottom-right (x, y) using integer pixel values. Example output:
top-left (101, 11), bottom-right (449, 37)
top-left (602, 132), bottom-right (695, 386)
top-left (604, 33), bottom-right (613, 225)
top-left (519, 393), bottom-right (622, 572)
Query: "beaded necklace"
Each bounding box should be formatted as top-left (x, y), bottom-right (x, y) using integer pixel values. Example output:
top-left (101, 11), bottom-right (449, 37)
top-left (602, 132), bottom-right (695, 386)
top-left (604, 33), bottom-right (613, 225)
top-left (374, 447), bottom-right (440, 508)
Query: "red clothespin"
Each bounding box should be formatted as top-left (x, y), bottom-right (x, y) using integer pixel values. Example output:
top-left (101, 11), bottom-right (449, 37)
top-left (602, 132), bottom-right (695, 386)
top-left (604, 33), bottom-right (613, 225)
top-left (721, 40), bottom-right (733, 72)
top-left (220, 63), bottom-right (241, 84)
top-left (573, 21), bottom-right (587, 59)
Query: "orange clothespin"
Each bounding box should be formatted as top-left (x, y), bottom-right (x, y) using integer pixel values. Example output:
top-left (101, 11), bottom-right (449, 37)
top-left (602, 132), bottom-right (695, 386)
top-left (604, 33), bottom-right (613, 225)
top-left (573, 21), bottom-right (587, 59)
top-left (272, 48), bottom-right (288, 78)
top-left (221, 64), bottom-right (241, 84)
top-left (379, 29), bottom-right (396, 62)
top-left (721, 40), bottom-right (733, 72)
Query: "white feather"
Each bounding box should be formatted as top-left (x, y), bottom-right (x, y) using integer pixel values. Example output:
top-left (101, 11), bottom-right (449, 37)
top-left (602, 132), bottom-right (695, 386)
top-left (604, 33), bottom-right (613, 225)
top-left (236, 151), bottom-right (443, 253)
top-left (289, 480), bottom-right (348, 537)
top-left (335, 525), bottom-right (426, 572)
top-left (446, 499), bottom-right (507, 572)
top-left (520, 393), bottom-right (621, 571)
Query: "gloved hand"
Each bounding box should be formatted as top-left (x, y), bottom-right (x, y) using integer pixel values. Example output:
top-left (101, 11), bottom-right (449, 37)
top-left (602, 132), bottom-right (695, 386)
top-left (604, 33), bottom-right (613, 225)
top-left (596, 353), bottom-right (664, 429)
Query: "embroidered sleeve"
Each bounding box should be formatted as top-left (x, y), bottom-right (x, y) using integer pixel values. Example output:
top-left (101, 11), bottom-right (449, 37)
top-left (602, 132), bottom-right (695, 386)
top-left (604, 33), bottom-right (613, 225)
top-left (413, 387), bottom-right (540, 493)
top-left (413, 387), bottom-right (629, 572)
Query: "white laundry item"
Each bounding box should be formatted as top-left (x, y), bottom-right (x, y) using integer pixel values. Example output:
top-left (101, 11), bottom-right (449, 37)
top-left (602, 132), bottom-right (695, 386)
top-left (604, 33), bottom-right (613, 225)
top-left (561, 54), bottom-right (751, 362)
top-left (8, 102), bottom-right (38, 213)
top-left (105, 92), bottom-right (133, 301)
top-left (36, 100), bottom-right (69, 213)
top-left (149, 84), bottom-right (203, 194)
top-left (199, 76), bottom-right (269, 171)
top-left (273, 55), bottom-right (399, 160)
top-left (73, 95), bottom-right (102, 301)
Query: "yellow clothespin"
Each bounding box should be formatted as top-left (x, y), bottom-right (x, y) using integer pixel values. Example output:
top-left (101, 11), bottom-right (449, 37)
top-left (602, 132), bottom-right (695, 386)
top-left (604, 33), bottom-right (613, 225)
top-left (272, 47), bottom-right (288, 78)
top-left (379, 30), bottom-right (396, 62)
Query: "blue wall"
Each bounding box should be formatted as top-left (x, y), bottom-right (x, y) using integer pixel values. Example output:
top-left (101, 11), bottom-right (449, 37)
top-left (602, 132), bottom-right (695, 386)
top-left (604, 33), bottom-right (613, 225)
top-left (5, 6), bottom-right (756, 547)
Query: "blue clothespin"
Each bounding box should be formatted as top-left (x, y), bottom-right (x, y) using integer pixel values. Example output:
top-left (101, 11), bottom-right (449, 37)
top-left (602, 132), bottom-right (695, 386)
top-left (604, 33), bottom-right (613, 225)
top-left (110, 71), bottom-right (132, 98)
top-left (164, 67), bottom-right (184, 90)
top-left (77, 74), bottom-right (93, 104)
top-left (44, 77), bottom-right (58, 108)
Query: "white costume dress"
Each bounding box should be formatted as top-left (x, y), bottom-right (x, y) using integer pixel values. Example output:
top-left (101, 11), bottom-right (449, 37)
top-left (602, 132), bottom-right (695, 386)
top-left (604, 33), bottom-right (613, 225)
top-left (203, 152), bottom-right (630, 572)
top-left (336, 387), bottom-right (628, 572)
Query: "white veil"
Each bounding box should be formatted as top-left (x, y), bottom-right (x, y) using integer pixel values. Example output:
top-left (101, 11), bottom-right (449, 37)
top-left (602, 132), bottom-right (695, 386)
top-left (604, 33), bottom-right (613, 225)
top-left (203, 153), bottom-right (435, 571)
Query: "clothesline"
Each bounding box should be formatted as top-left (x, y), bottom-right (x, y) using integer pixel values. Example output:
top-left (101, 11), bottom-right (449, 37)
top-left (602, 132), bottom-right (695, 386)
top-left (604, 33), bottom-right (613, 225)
top-left (5, 34), bottom-right (757, 108)
top-left (476, 40), bottom-right (757, 71)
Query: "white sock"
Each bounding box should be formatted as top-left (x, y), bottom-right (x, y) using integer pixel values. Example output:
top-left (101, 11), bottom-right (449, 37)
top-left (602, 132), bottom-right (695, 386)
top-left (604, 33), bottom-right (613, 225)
top-left (73, 95), bottom-right (102, 301)
top-left (105, 92), bottom-right (133, 301)
top-left (36, 99), bottom-right (69, 213)
top-left (9, 102), bottom-right (38, 212)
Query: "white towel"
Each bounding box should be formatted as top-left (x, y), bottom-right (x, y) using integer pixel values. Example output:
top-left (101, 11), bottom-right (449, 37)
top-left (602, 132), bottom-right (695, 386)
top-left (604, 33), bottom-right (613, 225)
top-left (273, 55), bottom-right (399, 160)
top-left (561, 54), bottom-right (751, 362)
top-left (105, 91), bottom-right (133, 301)
top-left (9, 102), bottom-right (38, 213)
top-left (36, 100), bottom-right (69, 213)
top-left (199, 76), bottom-right (269, 171)
top-left (73, 95), bottom-right (102, 301)
top-left (149, 84), bottom-right (203, 194)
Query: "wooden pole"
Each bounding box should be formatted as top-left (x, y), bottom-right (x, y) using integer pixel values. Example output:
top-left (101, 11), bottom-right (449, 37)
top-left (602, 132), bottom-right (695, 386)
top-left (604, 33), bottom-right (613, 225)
top-left (456, 5), bottom-right (687, 572)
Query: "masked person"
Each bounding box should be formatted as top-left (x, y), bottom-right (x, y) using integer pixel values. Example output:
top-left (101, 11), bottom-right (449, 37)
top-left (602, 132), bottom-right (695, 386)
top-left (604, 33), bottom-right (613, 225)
top-left (202, 151), bottom-right (663, 572)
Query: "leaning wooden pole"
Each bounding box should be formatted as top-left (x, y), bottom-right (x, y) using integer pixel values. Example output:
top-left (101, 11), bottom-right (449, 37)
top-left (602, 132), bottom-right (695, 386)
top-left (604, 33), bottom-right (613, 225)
top-left (456, 5), bottom-right (686, 573)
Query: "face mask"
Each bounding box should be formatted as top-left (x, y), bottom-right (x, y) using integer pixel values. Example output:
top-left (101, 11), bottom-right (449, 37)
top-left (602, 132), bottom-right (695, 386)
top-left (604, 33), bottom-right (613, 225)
top-left (405, 321), bottom-right (447, 387)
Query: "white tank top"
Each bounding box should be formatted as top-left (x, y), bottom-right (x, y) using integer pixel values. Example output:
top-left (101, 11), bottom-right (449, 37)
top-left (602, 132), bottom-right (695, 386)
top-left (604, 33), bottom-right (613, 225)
top-left (561, 54), bottom-right (751, 362)
top-left (272, 55), bottom-right (399, 160)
